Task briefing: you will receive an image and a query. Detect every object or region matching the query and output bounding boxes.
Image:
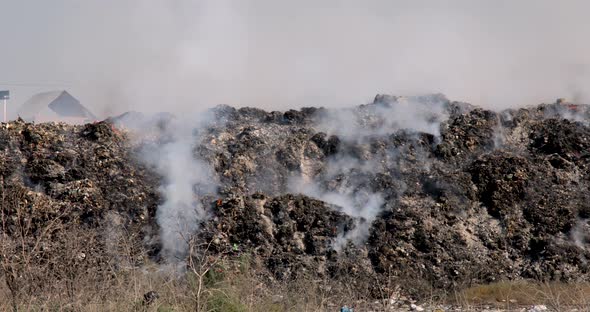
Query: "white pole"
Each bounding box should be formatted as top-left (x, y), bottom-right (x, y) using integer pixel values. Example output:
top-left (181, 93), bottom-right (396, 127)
top-left (2, 99), bottom-right (6, 123)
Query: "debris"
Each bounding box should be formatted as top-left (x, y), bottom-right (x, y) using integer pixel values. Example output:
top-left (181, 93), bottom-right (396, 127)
top-left (410, 303), bottom-right (425, 311)
top-left (527, 305), bottom-right (548, 312)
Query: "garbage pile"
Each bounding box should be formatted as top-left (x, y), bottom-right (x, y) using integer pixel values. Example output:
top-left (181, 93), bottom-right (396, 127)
top-left (3, 94), bottom-right (590, 299)
top-left (0, 119), bottom-right (159, 295)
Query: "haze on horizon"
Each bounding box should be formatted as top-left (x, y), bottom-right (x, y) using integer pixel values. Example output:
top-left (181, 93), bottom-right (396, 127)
top-left (1, 1), bottom-right (590, 119)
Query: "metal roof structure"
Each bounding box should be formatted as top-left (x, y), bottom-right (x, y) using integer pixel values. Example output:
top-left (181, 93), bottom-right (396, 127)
top-left (17, 90), bottom-right (96, 122)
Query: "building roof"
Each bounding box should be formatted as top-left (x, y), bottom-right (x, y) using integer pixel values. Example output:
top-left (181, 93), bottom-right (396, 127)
top-left (17, 90), bottom-right (96, 121)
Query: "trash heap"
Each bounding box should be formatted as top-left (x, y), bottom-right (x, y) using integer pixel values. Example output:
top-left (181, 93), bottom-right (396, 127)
top-left (3, 94), bottom-right (590, 299)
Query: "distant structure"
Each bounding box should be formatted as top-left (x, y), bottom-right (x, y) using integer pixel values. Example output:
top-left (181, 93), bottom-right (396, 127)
top-left (1, 90), bottom-right (9, 122)
top-left (18, 90), bottom-right (96, 124)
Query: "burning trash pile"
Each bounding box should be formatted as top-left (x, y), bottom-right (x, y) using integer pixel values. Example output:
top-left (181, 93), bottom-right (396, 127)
top-left (2, 94), bottom-right (590, 302)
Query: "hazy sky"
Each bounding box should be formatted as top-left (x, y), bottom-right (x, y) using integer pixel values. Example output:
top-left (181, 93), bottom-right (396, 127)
top-left (1, 1), bottom-right (590, 118)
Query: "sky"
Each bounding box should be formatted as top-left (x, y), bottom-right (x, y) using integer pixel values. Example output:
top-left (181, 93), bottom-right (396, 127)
top-left (1, 1), bottom-right (590, 119)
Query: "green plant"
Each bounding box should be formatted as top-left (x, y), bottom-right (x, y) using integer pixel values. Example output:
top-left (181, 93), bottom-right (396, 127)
top-left (206, 290), bottom-right (248, 312)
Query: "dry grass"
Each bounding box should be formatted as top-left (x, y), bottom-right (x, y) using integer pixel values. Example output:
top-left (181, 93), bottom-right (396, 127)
top-left (0, 259), bottom-right (348, 312)
top-left (455, 281), bottom-right (590, 310)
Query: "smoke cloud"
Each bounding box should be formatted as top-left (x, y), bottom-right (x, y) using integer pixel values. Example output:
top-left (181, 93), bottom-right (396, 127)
top-left (316, 94), bottom-right (449, 140)
top-left (289, 95), bottom-right (445, 248)
top-left (2, 1), bottom-right (590, 118)
top-left (131, 112), bottom-right (218, 263)
top-left (4, 0), bottom-right (590, 257)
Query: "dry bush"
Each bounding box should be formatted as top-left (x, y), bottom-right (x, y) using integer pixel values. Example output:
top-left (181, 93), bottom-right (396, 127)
top-left (0, 183), bottom-right (76, 310)
top-left (0, 178), bottom-right (152, 311)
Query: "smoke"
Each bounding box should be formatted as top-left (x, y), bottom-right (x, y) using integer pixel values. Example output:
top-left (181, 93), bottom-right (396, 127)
top-left (4, 0), bottom-right (590, 258)
top-left (289, 96), bottom-right (443, 249)
top-left (316, 94), bottom-right (449, 140)
top-left (571, 219), bottom-right (590, 250)
top-left (570, 218), bottom-right (590, 264)
top-left (3, 1), bottom-right (590, 117)
top-left (131, 112), bottom-right (218, 263)
top-left (289, 154), bottom-right (386, 251)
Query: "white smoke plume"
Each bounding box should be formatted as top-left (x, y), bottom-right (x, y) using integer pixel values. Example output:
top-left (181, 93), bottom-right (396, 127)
top-left (289, 174), bottom-right (384, 251)
top-left (571, 218), bottom-right (590, 251)
top-left (290, 96), bottom-right (443, 249)
top-left (127, 112), bottom-right (218, 263)
top-left (316, 95), bottom-right (449, 141)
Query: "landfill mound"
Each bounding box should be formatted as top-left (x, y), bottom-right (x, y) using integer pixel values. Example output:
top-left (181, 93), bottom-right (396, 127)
top-left (2, 94), bottom-right (590, 299)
